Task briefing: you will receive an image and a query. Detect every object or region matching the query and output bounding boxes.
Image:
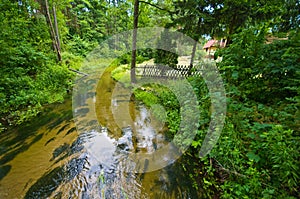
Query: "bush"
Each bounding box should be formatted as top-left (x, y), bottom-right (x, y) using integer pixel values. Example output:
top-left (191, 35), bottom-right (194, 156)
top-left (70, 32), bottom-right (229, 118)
top-left (217, 27), bottom-right (299, 104)
top-left (0, 63), bottom-right (73, 128)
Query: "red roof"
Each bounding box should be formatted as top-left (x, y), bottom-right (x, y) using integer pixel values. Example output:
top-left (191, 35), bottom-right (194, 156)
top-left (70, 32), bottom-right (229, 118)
top-left (203, 40), bottom-right (218, 49)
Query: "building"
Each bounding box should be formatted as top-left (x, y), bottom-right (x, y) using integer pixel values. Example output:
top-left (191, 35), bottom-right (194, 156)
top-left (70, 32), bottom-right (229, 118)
top-left (203, 39), bottom-right (226, 58)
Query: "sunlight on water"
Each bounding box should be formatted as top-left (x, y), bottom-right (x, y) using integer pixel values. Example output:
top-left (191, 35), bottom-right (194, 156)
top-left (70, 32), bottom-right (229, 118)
top-left (0, 63), bottom-right (203, 198)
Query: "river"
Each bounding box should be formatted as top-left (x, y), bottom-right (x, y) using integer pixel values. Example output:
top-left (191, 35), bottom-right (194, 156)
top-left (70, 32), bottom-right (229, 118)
top-left (0, 61), bottom-right (203, 198)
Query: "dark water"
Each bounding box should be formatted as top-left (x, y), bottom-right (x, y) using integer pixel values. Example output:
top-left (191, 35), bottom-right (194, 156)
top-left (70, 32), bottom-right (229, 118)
top-left (0, 61), bottom-right (203, 198)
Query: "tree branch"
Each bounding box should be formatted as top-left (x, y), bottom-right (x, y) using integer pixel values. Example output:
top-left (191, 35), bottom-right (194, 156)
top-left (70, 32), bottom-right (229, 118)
top-left (68, 68), bottom-right (88, 77)
top-left (215, 159), bottom-right (247, 178)
top-left (139, 0), bottom-right (174, 14)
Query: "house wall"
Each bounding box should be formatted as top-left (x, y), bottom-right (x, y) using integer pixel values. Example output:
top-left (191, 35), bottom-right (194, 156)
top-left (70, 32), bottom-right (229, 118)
top-left (207, 46), bottom-right (217, 54)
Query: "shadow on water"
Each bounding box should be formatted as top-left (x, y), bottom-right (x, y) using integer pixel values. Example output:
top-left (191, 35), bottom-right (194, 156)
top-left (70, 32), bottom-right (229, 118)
top-left (0, 103), bottom-right (74, 165)
top-left (0, 63), bottom-right (204, 199)
top-left (24, 152), bottom-right (87, 199)
top-left (0, 133), bottom-right (43, 166)
top-left (0, 165), bottom-right (11, 181)
top-left (0, 96), bottom-right (82, 198)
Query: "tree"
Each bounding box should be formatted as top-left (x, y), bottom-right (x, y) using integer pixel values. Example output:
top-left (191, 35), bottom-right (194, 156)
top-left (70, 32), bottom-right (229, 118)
top-left (0, 0), bottom-right (72, 127)
top-left (212, 0), bottom-right (288, 44)
top-left (170, 0), bottom-right (289, 47)
top-left (138, 0), bottom-right (173, 27)
top-left (44, 0), bottom-right (61, 61)
top-left (274, 0), bottom-right (300, 32)
top-left (218, 25), bottom-right (299, 103)
top-left (170, 0), bottom-right (216, 71)
top-left (154, 29), bottom-right (178, 69)
top-left (130, 0), bottom-right (139, 83)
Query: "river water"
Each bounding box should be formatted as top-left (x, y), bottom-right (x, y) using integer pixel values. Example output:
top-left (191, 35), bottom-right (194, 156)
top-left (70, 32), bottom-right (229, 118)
top-left (0, 61), bottom-right (203, 198)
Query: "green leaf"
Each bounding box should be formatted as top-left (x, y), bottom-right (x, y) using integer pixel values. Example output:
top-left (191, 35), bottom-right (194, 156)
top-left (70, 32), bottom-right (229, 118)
top-left (247, 133), bottom-right (256, 139)
top-left (232, 70), bottom-right (239, 79)
top-left (246, 152), bottom-right (261, 163)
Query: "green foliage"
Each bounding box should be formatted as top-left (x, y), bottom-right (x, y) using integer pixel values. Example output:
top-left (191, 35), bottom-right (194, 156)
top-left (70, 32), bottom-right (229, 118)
top-left (152, 86), bottom-right (181, 138)
top-left (0, 1), bottom-right (74, 129)
top-left (215, 124), bottom-right (299, 198)
top-left (189, 76), bottom-right (212, 148)
top-left (111, 64), bottom-right (131, 87)
top-left (252, 125), bottom-right (299, 192)
top-left (207, 25), bottom-right (299, 197)
top-left (134, 87), bottom-right (158, 107)
top-left (68, 0), bottom-right (107, 42)
top-left (66, 35), bottom-right (97, 57)
top-left (132, 83), bottom-right (180, 139)
top-left (0, 62), bottom-right (73, 127)
top-left (0, 0), bottom-right (298, 197)
top-left (217, 26), bottom-right (299, 104)
top-left (118, 53), bottom-right (131, 65)
top-left (154, 29), bottom-right (178, 68)
top-left (61, 51), bottom-right (83, 70)
top-left (116, 49), bottom-right (154, 65)
top-left (137, 49), bottom-right (155, 63)
top-left (137, 38), bottom-right (299, 196)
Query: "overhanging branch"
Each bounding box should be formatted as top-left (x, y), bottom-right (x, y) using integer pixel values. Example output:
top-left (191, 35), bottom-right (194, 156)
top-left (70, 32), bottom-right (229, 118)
top-left (139, 0), bottom-right (175, 14)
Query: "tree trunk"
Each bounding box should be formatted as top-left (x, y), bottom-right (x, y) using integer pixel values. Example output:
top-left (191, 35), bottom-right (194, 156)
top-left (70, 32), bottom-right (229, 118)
top-left (52, 5), bottom-right (61, 54)
top-left (131, 0), bottom-right (139, 83)
top-left (188, 18), bottom-right (201, 75)
top-left (188, 39), bottom-right (198, 75)
top-left (44, 0), bottom-right (61, 62)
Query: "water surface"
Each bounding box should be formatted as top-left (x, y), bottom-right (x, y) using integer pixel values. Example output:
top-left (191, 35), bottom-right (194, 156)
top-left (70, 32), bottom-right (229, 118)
top-left (0, 63), bottom-right (203, 198)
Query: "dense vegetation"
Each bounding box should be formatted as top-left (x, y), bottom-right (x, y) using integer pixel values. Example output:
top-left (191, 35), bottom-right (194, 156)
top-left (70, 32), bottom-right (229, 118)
top-left (124, 0), bottom-right (300, 198)
top-left (0, 0), bottom-right (170, 130)
top-left (191, 28), bottom-right (299, 197)
top-left (1, 0), bottom-right (299, 198)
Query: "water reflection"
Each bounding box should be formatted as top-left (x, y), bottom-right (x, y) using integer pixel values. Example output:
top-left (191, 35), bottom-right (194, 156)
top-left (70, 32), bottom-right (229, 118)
top-left (71, 64), bottom-right (201, 198)
top-left (0, 65), bottom-right (202, 198)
